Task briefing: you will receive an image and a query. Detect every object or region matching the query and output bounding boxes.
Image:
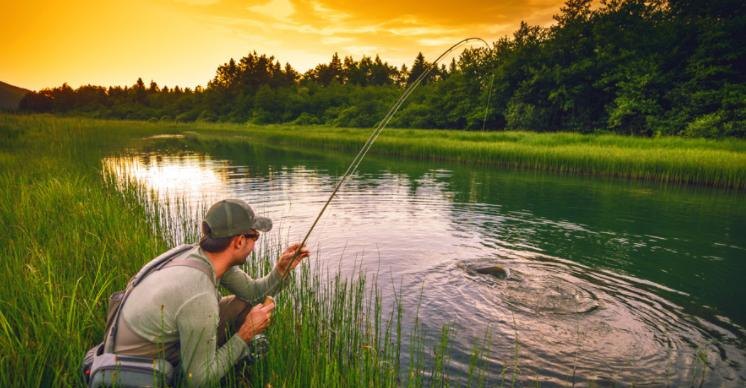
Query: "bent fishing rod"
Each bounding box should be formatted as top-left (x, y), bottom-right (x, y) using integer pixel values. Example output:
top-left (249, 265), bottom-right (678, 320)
top-left (258, 37), bottom-right (495, 378)
top-left (281, 37), bottom-right (493, 275)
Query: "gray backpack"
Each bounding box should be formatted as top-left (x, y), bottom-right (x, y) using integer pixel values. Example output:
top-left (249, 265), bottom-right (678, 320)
top-left (81, 244), bottom-right (213, 387)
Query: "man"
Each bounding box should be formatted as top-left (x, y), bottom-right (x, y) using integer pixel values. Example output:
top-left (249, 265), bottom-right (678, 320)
top-left (113, 199), bottom-right (309, 386)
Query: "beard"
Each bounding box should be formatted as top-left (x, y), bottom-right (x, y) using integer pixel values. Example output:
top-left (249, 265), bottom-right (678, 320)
top-left (235, 249), bottom-right (253, 266)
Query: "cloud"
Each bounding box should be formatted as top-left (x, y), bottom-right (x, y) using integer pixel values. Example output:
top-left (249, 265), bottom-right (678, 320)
top-left (388, 25), bottom-right (456, 37)
top-left (321, 36), bottom-right (354, 45)
top-left (248, 0), bottom-right (295, 20)
top-left (418, 37), bottom-right (464, 47)
top-left (308, 0), bottom-right (350, 23)
top-left (162, 0), bottom-right (566, 70)
top-left (172, 0), bottom-right (220, 5)
top-left (292, 0), bottom-right (562, 27)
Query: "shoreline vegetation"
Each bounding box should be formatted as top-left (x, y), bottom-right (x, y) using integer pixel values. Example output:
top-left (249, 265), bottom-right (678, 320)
top-left (7, 114), bottom-right (746, 190)
top-left (188, 122), bottom-right (746, 190)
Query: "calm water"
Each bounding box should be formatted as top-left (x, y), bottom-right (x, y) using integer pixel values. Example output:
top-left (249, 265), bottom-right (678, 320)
top-left (105, 136), bottom-right (746, 386)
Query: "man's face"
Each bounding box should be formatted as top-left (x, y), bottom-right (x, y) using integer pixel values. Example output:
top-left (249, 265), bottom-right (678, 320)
top-left (234, 230), bottom-right (259, 265)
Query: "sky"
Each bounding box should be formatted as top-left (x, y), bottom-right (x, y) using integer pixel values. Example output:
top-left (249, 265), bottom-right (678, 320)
top-left (2, 0), bottom-right (565, 91)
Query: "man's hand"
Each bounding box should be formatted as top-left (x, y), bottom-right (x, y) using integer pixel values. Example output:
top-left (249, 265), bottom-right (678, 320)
top-left (237, 300), bottom-right (275, 342)
top-left (276, 243), bottom-right (310, 276)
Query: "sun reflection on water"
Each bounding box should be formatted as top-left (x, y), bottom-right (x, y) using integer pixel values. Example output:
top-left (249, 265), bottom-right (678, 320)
top-left (103, 153), bottom-right (230, 200)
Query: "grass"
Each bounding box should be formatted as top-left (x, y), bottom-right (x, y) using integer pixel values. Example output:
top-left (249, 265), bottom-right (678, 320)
top-left (0, 116), bottom-right (169, 385)
top-left (0, 114), bottom-right (498, 386)
top-left (183, 122), bottom-right (746, 190)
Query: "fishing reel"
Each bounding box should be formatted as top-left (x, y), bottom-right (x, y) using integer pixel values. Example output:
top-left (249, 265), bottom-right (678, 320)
top-left (246, 334), bottom-right (270, 363)
top-left (246, 295), bottom-right (274, 363)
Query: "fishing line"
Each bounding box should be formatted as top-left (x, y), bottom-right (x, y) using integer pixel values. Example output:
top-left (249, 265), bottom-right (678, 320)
top-left (482, 73), bottom-right (495, 131)
top-left (293, 37), bottom-right (493, 257)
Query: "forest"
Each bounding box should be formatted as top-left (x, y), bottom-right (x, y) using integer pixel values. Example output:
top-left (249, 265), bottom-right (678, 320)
top-left (18, 0), bottom-right (745, 138)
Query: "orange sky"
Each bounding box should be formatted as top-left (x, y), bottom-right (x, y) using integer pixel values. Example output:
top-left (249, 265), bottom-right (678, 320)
top-left (2, 0), bottom-right (565, 91)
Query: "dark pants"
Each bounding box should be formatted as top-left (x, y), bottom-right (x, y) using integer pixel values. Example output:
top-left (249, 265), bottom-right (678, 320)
top-left (217, 295), bottom-right (253, 345)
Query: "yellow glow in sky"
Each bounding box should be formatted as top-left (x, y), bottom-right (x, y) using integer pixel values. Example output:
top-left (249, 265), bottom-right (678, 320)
top-left (1, 0), bottom-right (564, 91)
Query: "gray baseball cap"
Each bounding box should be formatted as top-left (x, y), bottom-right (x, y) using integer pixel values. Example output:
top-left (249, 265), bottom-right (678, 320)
top-left (203, 199), bottom-right (272, 238)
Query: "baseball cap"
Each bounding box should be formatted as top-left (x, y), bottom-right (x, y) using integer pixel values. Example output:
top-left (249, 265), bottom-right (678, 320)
top-left (203, 199), bottom-right (272, 238)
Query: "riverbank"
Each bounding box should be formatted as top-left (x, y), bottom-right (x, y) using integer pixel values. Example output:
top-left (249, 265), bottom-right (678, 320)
top-left (191, 122), bottom-right (746, 190)
top-left (7, 114), bottom-right (746, 189)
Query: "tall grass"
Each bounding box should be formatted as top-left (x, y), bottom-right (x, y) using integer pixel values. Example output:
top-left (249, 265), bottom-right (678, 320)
top-left (0, 114), bottom-right (484, 386)
top-left (0, 115), bottom-right (171, 385)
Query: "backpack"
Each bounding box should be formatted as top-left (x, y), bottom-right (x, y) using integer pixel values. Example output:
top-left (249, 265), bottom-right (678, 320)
top-left (81, 244), bottom-right (213, 387)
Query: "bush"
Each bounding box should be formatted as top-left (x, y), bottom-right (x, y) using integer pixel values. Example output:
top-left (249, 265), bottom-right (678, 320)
top-left (291, 112), bottom-right (321, 125)
top-left (685, 112), bottom-right (725, 138)
top-left (505, 101), bottom-right (548, 131)
top-left (196, 110), bottom-right (217, 122)
top-left (175, 110), bottom-right (199, 122)
top-left (392, 103), bottom-right (434, 129)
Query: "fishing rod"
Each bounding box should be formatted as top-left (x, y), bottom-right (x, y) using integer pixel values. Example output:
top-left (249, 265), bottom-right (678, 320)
top-left (287, 37), bottom-right (493, 265)
top-left (255, 36), bottom-right (495, 379)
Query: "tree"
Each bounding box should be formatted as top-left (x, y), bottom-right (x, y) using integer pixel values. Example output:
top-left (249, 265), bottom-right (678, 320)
top-left (370, 55), bottom-right (396, 86)
top-left (133, 78), bottom-right (147, 104)
top-left (148, 80), bottom-right (159, 94)
top-left (19, 91), bottom-right (53, 112)
top-left (407, 52), bottom-right (433, 86)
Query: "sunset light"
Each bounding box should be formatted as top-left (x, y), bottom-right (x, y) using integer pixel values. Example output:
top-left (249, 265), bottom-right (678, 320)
top-left (1, 0), bottom-right (562, 90)
top-left (3, 1), bottom-right (743, 386)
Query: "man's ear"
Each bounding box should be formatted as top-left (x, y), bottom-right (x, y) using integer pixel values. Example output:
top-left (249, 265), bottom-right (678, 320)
top-left (231, 235), bottom-right (243, 249)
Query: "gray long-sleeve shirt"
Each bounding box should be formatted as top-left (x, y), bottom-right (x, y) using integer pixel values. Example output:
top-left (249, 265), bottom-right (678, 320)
top-left (115, 245), bottom-right (285, 386)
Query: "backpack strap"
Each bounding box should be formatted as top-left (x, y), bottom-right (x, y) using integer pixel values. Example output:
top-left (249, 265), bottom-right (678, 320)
top-left (163, 258), bottom-right (215, 287)
top-left (103, 244), bottom-right (195, 353)
top-left (130, 244), bottom-right (195, 287)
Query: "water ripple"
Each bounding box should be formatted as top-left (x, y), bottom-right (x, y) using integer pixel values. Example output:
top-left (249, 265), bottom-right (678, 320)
top-left (410, 252), bottom-right (745, 385)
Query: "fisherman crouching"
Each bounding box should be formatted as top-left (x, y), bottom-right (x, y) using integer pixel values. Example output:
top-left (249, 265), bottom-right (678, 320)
top-left (82, 198), bottom-right (309, 387)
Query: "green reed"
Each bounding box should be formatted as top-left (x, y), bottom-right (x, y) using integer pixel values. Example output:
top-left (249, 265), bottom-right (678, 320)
top-left (0, 115), bottom-right (171, 386)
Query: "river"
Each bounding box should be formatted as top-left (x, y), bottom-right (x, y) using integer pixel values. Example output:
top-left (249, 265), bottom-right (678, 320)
top-left (103, 135), bottom-right (746, 386)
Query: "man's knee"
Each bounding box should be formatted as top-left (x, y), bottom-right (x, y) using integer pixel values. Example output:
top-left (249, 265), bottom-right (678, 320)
top-left (219, 295), bottom-right (251, 323)
top-left (217, 295), bottom-right (252, 345)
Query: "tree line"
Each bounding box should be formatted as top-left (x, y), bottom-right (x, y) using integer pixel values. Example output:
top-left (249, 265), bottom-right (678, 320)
top-left (19, 0), bottom-right (745, 137)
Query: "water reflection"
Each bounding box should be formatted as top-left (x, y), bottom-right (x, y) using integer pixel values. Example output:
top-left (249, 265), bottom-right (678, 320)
top-left (104, 154), bottom-right (229, 198)
top-left (103, 142), bottom-right (746, 386)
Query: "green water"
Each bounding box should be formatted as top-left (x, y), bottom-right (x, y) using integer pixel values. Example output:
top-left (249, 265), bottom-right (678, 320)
top-left (108, 137), bottom-right (746, 385)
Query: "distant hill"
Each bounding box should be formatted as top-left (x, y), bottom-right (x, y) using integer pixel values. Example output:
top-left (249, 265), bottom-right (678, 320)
top-left (0, 81), bottom-right (31, 111)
